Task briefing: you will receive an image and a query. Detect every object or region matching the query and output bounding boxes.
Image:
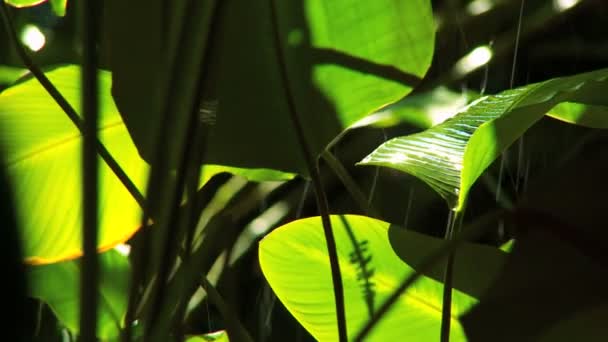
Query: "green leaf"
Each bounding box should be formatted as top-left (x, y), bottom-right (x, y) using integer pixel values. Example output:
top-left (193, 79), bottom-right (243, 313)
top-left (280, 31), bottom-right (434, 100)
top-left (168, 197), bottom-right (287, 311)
top-left (27, 249), bottom-right (130, 340)
top-left (259, 215), bottom-right (478, 341)
top-left (0, 65), bottom-right (27, 85)
top-left (388, 227), bottom-right (507, 299)
top-left (359, 68), bottom-right (608, 211)
top-left (547, 102), bottom-right (608, 129)
top-left (379, 87), bottom-right (479, 129)
top-left (0, 65), bottom-right (290, 264)
top-left (3, 0), bottom-right (45, 8)
top-left (0, 66), bottom-right (149, 264)
top-left (50, 0), bottom-right (67, 16)
top-left (107, 0), bottom-right (435, 175)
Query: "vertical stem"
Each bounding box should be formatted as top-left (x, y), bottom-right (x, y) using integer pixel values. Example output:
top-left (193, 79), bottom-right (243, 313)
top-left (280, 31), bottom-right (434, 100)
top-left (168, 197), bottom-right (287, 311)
top-left (80, 0), bottom-right (100, 340)
top-left (268, 2), bottom-right (347, 341)
top-left (440, 209), bottom-right (464, 342)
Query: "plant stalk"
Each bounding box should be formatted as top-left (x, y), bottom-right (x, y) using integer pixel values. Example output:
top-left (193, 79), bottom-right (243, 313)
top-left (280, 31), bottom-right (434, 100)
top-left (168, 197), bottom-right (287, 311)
top-left (268, 2), bottom-right (347, 341)
top-left (79, 0), bottom-right (101, 340)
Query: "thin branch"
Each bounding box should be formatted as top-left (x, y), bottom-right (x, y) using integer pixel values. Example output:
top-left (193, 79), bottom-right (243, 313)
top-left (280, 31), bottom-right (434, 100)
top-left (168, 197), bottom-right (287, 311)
top-left (268, 2), bottom-right (347, 341)
top-left (0, 3), bottom-right (145, 209)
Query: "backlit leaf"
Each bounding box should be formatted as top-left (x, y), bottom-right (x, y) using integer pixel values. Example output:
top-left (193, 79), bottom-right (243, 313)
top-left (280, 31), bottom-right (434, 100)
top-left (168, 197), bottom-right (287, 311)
top-left (359, 69), bottom-right (608, 211)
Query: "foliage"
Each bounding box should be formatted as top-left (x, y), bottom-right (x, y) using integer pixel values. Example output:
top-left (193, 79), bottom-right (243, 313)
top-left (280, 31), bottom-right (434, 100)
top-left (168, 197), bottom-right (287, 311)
top-left (1, 0), bottom-right (607, 341)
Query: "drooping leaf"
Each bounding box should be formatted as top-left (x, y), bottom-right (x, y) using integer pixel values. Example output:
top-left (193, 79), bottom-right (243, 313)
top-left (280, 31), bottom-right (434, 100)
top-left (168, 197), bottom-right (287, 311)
top-left (388, 227), bottom-right (507, 299)
top-left (547, 102), bottom-right (608, 129)
top-left (359, 68), bottom-right (608, 211)
top-left (107, 0), bottom-right (435, 175)
top-left (27, 249), bottom-right (130, 340)
top-left (260, 215), bottom-right (481, 341)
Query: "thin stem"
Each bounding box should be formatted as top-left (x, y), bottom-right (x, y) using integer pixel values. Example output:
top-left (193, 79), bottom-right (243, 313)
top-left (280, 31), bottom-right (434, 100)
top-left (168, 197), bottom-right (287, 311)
top-left (0, 3), bottom-right (145, 210)
top-left (440, 209), bottom-right (464, 342)
top-left (80, 0), bottom-right (100, 340)
top-left (200, 277), bottom-right (254, 342)
top-left (268, 2), bottom-right (347, 341)
top-left (354, 208), bottom-right (506, 342)
top-left (321, 150), bottom-right (379, 217)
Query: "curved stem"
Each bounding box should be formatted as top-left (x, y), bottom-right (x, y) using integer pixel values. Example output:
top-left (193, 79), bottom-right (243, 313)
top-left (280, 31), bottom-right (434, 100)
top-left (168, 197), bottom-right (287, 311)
top-left (321, 150), bottom-right (379, 217)
top-left (268, 2), bottom-right (347, 341)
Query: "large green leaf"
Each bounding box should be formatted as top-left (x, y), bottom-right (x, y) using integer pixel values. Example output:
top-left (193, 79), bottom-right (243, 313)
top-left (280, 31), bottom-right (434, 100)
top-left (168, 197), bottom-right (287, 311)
top-left (359, 68), bottom-right (608, 211)
top-left (107, 0), bottom-right (435, 175)
top-left (3, 0), bottom-right (65, 13)
top-left (0, 65), bottom-right (292, 264)
top-left (3, 0), bottom-right (45, 8)
top-left (0, 66), bottom-right (149, 264)
top-left (27, 249), bottom-right (130, 340)
top-left (260, 215), bottom-right (484, 341)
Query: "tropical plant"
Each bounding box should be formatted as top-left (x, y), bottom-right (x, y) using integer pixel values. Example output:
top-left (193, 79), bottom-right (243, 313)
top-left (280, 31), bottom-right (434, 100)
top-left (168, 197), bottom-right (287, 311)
top-left (1, 0), bottom-right (607, 341)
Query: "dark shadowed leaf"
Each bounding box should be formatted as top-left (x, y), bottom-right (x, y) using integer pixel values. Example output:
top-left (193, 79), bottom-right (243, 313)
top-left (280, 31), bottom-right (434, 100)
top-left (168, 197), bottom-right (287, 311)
top-left (107, 0), bottom-right (435, 175)
top-left (461, 229), bottom-right (608, 341)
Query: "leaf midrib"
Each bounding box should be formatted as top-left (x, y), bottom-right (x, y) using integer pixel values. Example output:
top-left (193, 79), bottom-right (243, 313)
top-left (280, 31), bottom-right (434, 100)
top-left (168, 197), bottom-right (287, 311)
top-left (7, 120), bottom-right (124, 166)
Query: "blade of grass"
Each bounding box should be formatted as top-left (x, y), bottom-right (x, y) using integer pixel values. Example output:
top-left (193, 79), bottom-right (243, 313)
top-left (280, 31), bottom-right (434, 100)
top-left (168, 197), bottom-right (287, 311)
top-left (268, 1), bottom-right (347, 341)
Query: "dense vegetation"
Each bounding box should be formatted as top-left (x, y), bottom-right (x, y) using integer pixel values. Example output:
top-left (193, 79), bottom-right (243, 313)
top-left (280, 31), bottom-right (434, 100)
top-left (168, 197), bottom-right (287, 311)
top-left (1, 0), bottom-right (607, 341)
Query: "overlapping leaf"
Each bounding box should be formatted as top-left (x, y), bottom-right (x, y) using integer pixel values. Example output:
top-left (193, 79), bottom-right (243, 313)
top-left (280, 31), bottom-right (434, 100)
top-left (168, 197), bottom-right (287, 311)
top-left (359, 68), bottom-right (608, 211)
top-left (0, 66), bottom-right (293, 264)
top-left (107, 0), bottom-right (435, 175)
top-left (260, 215), bottom-right (507, 341)
top-left (0, 66), bottom-right (149, 263)
top-left (28, 249), bottom-right (130, 340)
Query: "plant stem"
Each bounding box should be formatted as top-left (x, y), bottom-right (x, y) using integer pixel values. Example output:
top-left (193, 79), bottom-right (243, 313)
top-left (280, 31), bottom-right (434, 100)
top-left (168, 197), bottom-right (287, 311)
top-left (268, 2), bottom-right (347, 341)
top-left (321, 150), bottom-right (379, 217)
top-left (0, 3), bottom-right (145, 210)
top-left (80, 0), bottom-right (100, 340)
top-left (354, 208), bottom-right (505, 342)
top-left (440, 209), bottom-right (464, 342)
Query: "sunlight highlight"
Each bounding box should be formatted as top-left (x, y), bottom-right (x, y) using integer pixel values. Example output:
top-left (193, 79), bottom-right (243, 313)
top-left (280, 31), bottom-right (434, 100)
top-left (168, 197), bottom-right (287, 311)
top-left (20, 24), bottom-right (46, 52)
top-left (467, 0), bottom-right (494, 15)
top-left (553, 0), bottom-right (580, 11)
top-left (454, 45), bottom-right (493, 76)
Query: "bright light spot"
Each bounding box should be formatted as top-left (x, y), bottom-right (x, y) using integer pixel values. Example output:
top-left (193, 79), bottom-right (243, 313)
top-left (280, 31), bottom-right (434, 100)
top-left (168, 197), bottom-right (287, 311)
top-left (467, 0), bottom-right (493, 15)
top-left (389, 154), bottom-right (409, 164)
top-left (20, 24), bottom-right (46, 52)
top-left (553, 0), bottom-right (580, 11)
top-left (454, 45), bottom-right (493, 76)
top-left (114, 243), bottom-right (131, 256)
